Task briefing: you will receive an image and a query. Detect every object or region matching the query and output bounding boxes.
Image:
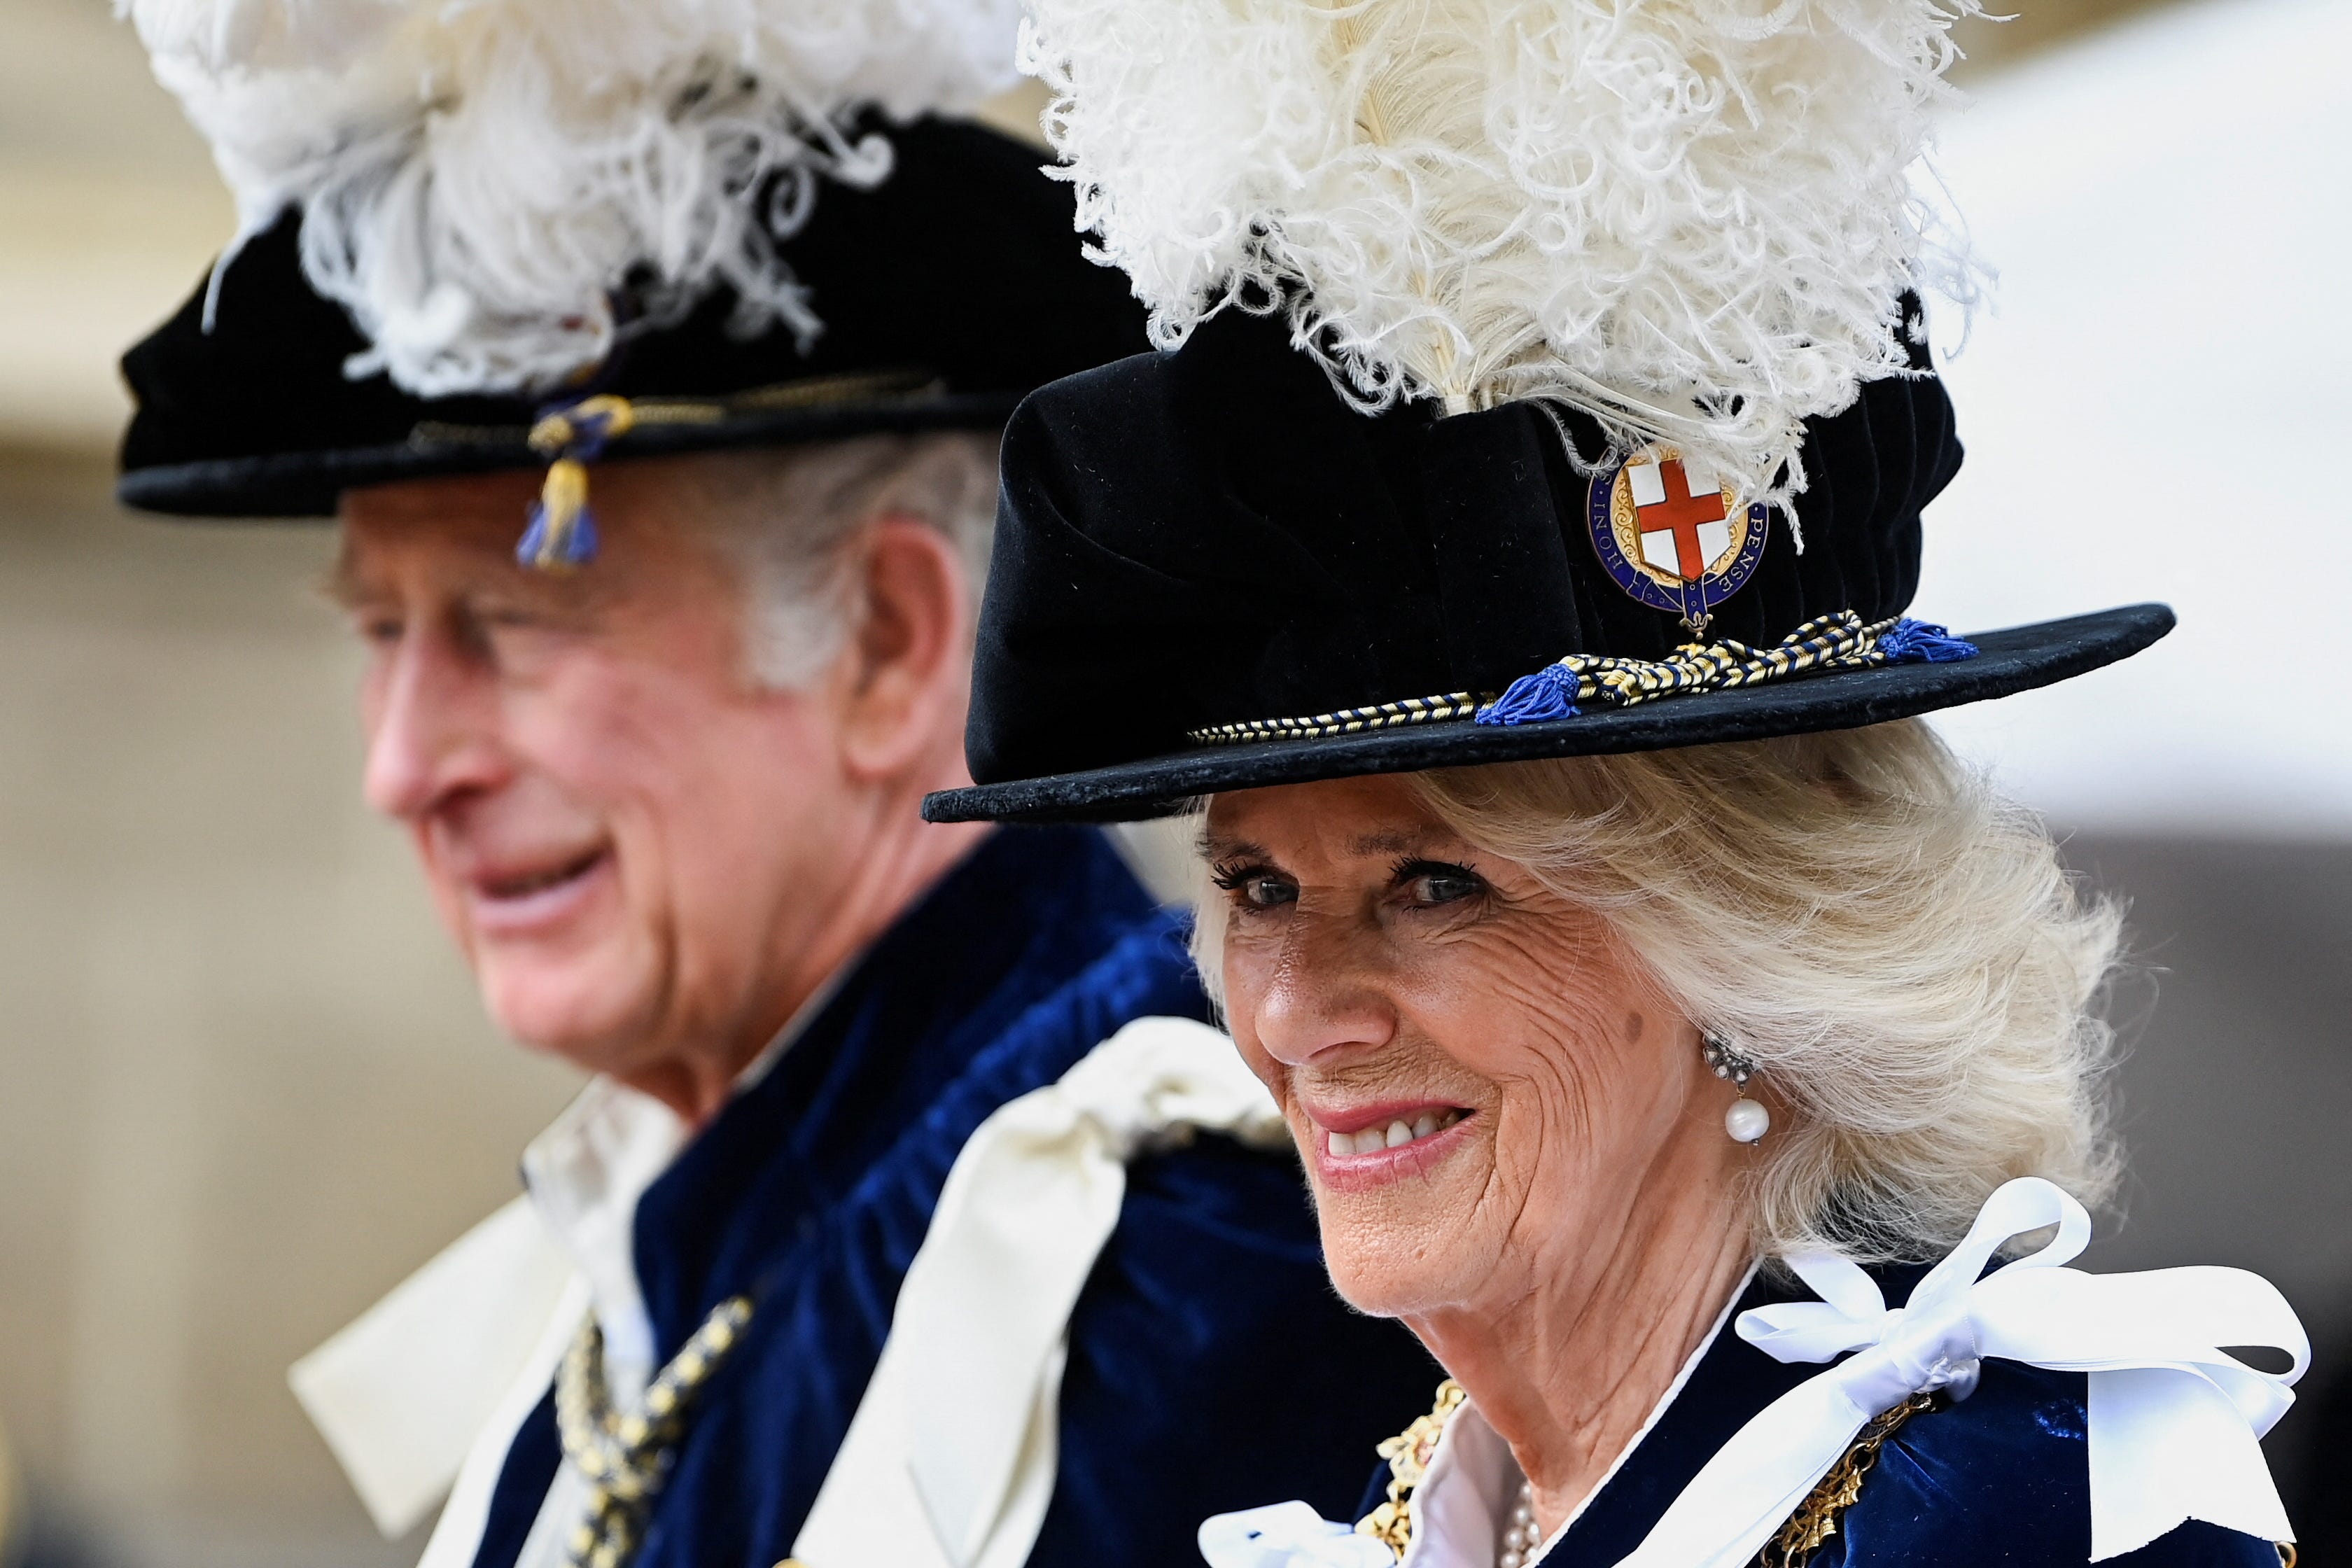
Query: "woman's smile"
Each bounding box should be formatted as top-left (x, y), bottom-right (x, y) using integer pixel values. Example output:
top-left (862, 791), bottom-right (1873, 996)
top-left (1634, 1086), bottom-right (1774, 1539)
top-left (1303, 1100), bottom-right (1477, 1191)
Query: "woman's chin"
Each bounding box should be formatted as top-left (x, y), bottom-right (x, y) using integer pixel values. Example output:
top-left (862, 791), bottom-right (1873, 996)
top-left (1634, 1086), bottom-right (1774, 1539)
top-left (1317, 1219), bottom-right (1493, 1319)
top-left (1307, 1151), bottom-right (1495, 1317)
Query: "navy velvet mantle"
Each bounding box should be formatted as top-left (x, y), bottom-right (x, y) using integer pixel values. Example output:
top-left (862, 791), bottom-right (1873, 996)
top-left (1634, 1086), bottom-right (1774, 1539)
top-left (471, 825), bottom-right (1438, 1568)
top-left (1359, 1266), bottom-right (2281, 1567)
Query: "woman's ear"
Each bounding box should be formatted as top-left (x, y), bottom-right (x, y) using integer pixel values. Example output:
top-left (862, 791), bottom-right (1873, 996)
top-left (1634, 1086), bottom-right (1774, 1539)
top-left (832, 514), bottom-right (972, 780)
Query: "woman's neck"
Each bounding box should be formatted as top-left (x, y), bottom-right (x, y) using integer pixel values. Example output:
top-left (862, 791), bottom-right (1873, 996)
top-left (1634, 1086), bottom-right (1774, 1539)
top-left (1403, 1154), bottom-right (1754, 1540)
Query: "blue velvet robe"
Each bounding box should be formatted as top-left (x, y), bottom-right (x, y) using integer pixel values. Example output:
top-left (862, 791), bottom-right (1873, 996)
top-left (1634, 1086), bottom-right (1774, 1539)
top-left (470, 825), bottom-right (1438, 1568)
top-left (1358, 1266), bottom-right (2283, 1567)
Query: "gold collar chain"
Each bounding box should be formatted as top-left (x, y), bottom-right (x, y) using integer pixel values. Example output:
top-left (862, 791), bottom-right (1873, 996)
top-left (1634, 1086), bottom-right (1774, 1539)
top-left (554, 1295), bottom-right (753, 1568)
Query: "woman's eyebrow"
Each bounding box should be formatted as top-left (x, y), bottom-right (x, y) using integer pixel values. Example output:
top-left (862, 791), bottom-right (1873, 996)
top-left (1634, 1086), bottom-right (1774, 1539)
top-left (1346, 830), bottom-right (1443, 858)
top-left (1198, 834), bottom-right (1273, 863)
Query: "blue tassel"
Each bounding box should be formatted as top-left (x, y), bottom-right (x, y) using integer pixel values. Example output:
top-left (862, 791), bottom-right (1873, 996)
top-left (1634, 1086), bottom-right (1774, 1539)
top-left (515, 502), bottom-right (600, 569)
top-left (516, 505), bottom-right (599, 570)
top-left (1476, 664), bottom-right (1580, 725)
top-left (516, 456), bottom-right (599, 570)
top-left (1876, 617), bottom-right (1977, 664)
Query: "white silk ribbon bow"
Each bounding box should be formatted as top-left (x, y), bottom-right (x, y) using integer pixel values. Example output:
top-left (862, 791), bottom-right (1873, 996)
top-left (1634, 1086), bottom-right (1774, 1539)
top-left (792, 1015), bottom-right (1288, 1568)
top-left (1618, 1176), bottom-right (2308, 1567)
top-left (1198, 1502), bottom-right (1399, 1568)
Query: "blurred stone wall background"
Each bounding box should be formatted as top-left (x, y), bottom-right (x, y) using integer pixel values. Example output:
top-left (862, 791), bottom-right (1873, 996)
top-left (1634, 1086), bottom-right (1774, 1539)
top-left (0, 8), bottom-right (587, 1563)
top-left (0, 1), bottom-right (2343, 1565)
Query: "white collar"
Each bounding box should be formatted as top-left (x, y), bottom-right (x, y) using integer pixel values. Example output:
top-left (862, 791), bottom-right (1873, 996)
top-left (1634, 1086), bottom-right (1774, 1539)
top-left (290, 995), bottom-right (830, 1541)
top-left (519, 1079), bottom-right (688, 1406)
top-left (514, 978), bottom-right (837, 1405)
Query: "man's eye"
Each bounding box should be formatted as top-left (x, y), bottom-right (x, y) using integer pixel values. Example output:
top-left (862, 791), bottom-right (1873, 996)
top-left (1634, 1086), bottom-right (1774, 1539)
top-left (358, 615), bottom-right (404, 648)
top-left (1399, 861), bottom-right (1486, 907)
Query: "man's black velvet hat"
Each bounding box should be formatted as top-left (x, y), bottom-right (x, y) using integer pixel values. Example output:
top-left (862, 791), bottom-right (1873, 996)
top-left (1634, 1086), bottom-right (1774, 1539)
top-left (117, 116), bottom-right (1147, 519)
top-left (923, 311), bottom-right (2171, 824)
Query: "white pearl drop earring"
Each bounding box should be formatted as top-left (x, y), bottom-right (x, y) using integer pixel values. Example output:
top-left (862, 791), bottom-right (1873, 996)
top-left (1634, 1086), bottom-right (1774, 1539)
top-left (1702, 1033), bottom-right (1770, 1144)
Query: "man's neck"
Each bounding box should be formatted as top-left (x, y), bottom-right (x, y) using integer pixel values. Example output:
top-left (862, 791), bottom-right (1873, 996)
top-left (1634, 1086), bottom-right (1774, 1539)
top-left (1404, 1149), bottom-right (1753, 1539)
top-left (622, 770), bottom-right (993, 1128)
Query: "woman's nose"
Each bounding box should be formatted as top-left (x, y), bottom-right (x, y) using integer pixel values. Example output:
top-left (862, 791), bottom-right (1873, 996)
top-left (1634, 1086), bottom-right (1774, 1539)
top-left (1247, 920), bottom-right (1399, 1068)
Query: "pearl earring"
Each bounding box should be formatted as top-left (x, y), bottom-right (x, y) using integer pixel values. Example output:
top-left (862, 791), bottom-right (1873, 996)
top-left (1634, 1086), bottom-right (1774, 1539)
top-left (1702, 1033), bottom-right (1770, 1144)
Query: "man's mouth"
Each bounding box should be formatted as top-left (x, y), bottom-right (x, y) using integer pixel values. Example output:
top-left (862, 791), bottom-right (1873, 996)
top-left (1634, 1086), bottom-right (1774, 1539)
top-left (462, 844), bottom-right (612, 934)
top-left (479, 848), bottom-right (606, 902)
top-left (1315, 1105), bottom-right (1471, 1158)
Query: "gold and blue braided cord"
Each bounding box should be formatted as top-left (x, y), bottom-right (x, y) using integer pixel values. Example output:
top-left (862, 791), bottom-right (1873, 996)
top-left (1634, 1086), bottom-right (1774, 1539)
top-left (1183, 612), bottom-right (1978, 746)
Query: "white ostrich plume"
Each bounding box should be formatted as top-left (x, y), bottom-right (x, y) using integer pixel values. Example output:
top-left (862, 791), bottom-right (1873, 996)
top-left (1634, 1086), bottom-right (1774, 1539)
top-left (127, 0), bottom-right (1026, 396)
top-left (1021, 0), bottom-right (1984, 521)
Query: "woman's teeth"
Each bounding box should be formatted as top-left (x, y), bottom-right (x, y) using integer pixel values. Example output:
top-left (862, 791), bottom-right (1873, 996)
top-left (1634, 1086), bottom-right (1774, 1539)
top-left (1325, 1109), bottom-right (1464, 1158)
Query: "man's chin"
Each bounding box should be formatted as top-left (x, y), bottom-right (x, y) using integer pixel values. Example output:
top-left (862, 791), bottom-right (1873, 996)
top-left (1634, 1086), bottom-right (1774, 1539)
top-left (475, 958), bottom-right (657, 1074)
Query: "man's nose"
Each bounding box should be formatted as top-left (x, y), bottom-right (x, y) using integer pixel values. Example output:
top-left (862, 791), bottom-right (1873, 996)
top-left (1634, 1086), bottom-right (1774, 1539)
top-left (360, 632), bottom-right (505, 821)
top-left (1248, 917), bottom-right (1399, 1068)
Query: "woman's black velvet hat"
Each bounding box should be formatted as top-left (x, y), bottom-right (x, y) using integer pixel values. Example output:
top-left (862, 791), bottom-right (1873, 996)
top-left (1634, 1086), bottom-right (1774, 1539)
top-left (923, 311), bottom-right (2170, 824)
top-left (116, 116), bottom-right (1148, 519)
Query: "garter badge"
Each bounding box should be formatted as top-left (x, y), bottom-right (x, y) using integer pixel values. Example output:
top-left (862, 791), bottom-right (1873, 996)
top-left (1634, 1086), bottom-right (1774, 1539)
top-left (1586, 445), bottom-right (1770, 636)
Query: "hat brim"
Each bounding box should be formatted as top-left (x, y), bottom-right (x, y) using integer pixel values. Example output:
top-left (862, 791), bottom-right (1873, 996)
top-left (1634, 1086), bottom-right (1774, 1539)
top-left (117, 390), bottom-right (1021, 519)
top-left (924, 603), bottom-right (2174, 825)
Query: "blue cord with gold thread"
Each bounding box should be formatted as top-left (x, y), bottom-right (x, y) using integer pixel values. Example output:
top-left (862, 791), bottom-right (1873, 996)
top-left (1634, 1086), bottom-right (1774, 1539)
top-left (1474, 611), bottom-right (1979, 725)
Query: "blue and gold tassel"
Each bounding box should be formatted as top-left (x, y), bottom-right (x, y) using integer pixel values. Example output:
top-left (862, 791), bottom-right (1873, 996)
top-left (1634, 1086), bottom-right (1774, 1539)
top-left (1478, 662), bottom-right (1582, 724)
top-left (518, 393), bottom-right (636, 571)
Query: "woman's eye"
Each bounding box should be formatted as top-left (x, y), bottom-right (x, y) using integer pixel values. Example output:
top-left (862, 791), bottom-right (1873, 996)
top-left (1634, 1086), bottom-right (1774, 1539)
top-left (1211, 864), bottom-right (1298, 909)
top-left (1399, 862), bottom-right (1486, 907)
top-left (1241, 876), bottom-right (1299, 909)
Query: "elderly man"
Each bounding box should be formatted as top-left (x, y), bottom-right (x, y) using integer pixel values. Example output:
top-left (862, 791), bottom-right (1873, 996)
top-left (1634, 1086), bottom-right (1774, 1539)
top-left (113, 12), bottom-right (1436, 1564)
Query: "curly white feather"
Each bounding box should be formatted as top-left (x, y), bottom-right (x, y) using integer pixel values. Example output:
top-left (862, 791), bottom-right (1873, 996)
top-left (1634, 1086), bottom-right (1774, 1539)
top-left (127, 0), bottom-right (1025, 396)
top-left (1021, 0), bottom-right (1982, 518)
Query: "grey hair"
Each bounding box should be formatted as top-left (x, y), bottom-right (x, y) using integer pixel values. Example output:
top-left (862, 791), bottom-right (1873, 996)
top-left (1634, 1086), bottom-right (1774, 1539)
top-left (667, 429), bottom-right (1001, 688)
top-left (1189, 720), bottom-right (2125, 1264)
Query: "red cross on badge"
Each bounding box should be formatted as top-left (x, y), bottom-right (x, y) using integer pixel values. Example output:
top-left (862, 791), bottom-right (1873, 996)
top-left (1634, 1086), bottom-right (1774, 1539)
top-left (1628, 456), bottom-right (1730, 582)
top-left (1585, 444), bottom-right (1770, 636)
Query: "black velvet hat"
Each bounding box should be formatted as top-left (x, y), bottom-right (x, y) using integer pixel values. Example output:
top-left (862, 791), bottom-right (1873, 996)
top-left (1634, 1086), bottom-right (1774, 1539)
top-left (922, 311), bottom-right (2171, 825)
top-left (117, 116), bottom-right (1147, 523)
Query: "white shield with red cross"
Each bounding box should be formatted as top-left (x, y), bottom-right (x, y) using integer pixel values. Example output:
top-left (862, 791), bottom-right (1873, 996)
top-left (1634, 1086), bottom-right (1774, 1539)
top-left (1628, 455), bottom-right (1733, 582)
top-left (1585, 444), bottom-right (1771, 633)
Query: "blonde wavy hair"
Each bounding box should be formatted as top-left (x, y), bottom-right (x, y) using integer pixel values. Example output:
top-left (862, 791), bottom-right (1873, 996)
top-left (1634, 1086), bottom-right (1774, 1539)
top-left (1191, 720), bottom-right (2124, 1263)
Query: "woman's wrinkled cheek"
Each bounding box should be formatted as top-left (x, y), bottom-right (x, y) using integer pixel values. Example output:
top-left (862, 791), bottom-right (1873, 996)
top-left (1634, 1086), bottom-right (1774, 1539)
top-left (1431, 934), bottom-right (1662, 1264)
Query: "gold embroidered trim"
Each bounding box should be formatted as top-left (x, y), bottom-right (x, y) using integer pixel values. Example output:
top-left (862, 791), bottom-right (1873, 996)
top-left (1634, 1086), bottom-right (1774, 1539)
top-left (1756, 1392), bottom-right (1938, 1568)
top-left (1352, 1382), bottom-right (1949, 1568)
top-left (1354, 1378), bottom-right (1468, 1559)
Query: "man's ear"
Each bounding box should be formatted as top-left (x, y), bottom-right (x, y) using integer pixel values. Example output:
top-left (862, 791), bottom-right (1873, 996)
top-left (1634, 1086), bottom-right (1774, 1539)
top-left (832, 514), bottom-right (973, 780)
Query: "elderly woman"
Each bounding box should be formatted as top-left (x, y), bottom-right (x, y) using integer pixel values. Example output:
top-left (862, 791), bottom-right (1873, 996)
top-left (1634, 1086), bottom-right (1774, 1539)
top-left (931, 318), bottom-right (2312, 1568)
top-left (926, 1), bottom-right (2311, 1560)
